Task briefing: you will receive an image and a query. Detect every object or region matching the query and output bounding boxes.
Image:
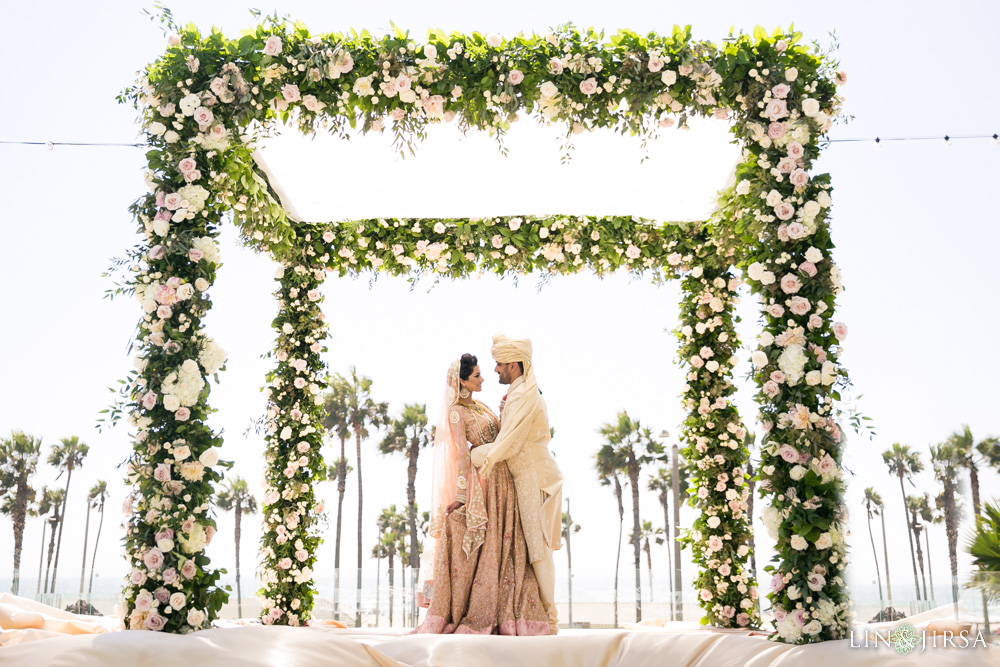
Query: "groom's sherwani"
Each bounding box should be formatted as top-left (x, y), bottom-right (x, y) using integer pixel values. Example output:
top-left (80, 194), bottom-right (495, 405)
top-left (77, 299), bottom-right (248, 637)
top-left (472, 375), bottom-right (563, 630)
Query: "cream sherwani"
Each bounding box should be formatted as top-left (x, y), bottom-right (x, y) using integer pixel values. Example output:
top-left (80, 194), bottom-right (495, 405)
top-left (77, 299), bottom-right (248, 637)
top-left (472, 375), bottom-right (563, 630)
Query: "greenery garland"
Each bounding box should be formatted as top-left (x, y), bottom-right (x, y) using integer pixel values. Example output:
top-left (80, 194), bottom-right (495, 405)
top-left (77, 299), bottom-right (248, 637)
top-left (257, 239), bottom-right (330, 625)
top-left (118, 11), bottom-right (848, 639)
top-left (676, 258), bottom-right (759, 628)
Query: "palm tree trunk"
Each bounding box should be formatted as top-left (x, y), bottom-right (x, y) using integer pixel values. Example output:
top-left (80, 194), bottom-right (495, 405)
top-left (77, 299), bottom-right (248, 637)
top-left (36, 520), bottom-right (47, 597)
top-left (880, 508), bottom-right (893, 607)
top-left (44, 514), bottom-right (58, 596)
top-left (566, 501), bottom-right (574, 627)
top-left (867, 510), bottom-right (884, 604)
top-left (88, 500), bottom-right (105, 597)
top-left (644, 541), bottom-right (653, 603)
top-left (387, 551), bottom-right (395, 628)
top-left (912, 520), bottom-right (927, 601)
top-left (355, 427), bottom-right (364, 628)
top-left (661, 496), bottom-right (674, 621)
top-left (11, 480), bottom-right (30, 595)
top-left (235, 501), bottom-right (243, 618)
top-left (613, 477), bottom-right (623, 629)
top-left (375, 541), bottom-right (382, 627)
top-left (898, 471), bottom-right (921, 601)
top-left (924, 528), bottom-right (934, 603)
top-left (406, 436), bottom-right (419, 623)
top-left (334, 436), bottom-right (347, 621)
top-left (969, 466), bottom-right (981, 518)
top-left (50, 464), bottom-right (74, 594)
top-left (944, 489), bottom-right (959, 605)
top-left (629, 460), bottom-right (642, 622)
top-left (78, 503), bottom-right (91, 597)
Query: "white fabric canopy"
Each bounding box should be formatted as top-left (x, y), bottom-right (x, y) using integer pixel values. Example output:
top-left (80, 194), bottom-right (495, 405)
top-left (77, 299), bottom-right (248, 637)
top-left (253, 115), bottom-right (741, 223)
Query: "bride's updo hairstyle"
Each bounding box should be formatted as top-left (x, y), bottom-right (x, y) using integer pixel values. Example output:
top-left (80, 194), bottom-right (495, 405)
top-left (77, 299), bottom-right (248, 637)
top-left (459, 353), bottom-right (478, 381)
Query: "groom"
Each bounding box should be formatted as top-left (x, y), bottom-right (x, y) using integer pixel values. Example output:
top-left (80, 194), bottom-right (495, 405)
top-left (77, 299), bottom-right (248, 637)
top-left (471, 334), bottom-right (563, 634)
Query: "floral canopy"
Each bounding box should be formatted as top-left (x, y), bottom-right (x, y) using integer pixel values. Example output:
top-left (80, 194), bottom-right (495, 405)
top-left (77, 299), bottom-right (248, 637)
top-left (115, 13), bottom-right (850, 644)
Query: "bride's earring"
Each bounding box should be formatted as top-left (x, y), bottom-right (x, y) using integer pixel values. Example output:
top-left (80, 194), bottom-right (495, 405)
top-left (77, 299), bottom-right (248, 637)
top-left (459, 386), bottom-right (471, 399)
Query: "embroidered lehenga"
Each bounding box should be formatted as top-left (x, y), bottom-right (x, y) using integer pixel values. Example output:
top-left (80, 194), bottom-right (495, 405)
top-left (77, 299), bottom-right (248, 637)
top-left (415, 362), bottom-right (549, 636)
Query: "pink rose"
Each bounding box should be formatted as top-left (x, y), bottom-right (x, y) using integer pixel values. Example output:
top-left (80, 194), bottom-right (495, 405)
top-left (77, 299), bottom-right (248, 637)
top-left (774, 202), bottom-right (796, 221)
top-left (166, 276), bottom-right (182, 288)
top-left (175, 407), bottom-right (191, 421)
top-left (205, 525), bottom-right (215, 545)
top-left (167, 34), bottom-right (182, 47)
top-left (767, 122), bottom-right (787, 140)
top-left (263, 35), bottom-right (283, 57)
top-left (767, 304), bottom-right (785, 318)
top-left (737, 613), bottom-right (750, 627)
top-left (776, 225), bottom-right (790, 242)
top-left (144, 614), bottom-right (166, 631)
top-left (647, 56), bottom-right (665, 73)
top-left (183, 169), bottom-right (201, 183)
top-left (786, 142), bottom-right (805, 160)
top-left (156, 305), bottom-right (172, 319)
top-left (295, 549), bottom-right (308, 562)
top-left (579, 78), bottom-right (599, 96)
top-left (771, 572), bottom-right (785, 592)
top-left (278, 557), bottom-right (293, 570)
top-left (189, 248), bottom-right (204, 262)
top-left (790, 169), bottom-right (810, 187)
top-left (775, 40), bottom-right (788, 52)
top-left (789, 296), bottom-right (811, 316)
top-left (626, 244), bottom-right (641, 260)
top-left (548, 58), bottom-right (564, 75)
top-left (763, 381), bottom-right (780, 398)
top-left (778, 444), bottom-right (798, 463)
top-left (507, 69), bottom-right (524, 85)
top-left (154, 587), bottom-right (170, 604)
top-left (130, 568), bottom-right (147, 585)
top-left (163, 193), bottom-right (183, 210)
top-left (776, 157), bottom-right (797, 173)
top-left (765, 99), bottom-right (788, 121)
top-left (148, 245), bottom-right (166, 261)
top-left (143, 547), bottom-right (164, 570)
top-left (181, 559), bottom-right (198, 579)
top-left (771, 83), bottom-right (790, 99)
top-left (177, 158), bottom-right (197, 175)
top-left (162, 568), bottom-right (178, 584)
top-left (808, 313), bottom-right (823, 329)
top-left (770, 370), bottom-right (786, 383)
top-left (780, 274), bottom-right (802, 294)
top-left (302, 95), bottom-right (325, 112)
top-left (832, 322), bottom-right (848, 341)
top-left (424, 94), bottom-right (445, 118)
top-left (281, 84), bottom-right (301, 103)
top-left (798, 261), bottom-right (817, 277)
top-left (678, 64), bottom-right (694, 77)
top-left (154, 463), bottom-right (171, 482)
top-left (193, 106), bottom-right (214, 128)
top-left (835, 71), bottom-right (848, 86)
top-left (293, 377), bottom-right (307, 389)
top-left (785, 221), bottom-right (806, 238)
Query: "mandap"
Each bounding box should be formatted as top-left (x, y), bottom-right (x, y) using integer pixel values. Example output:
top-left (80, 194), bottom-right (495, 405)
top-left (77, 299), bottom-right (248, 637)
top-left (113, 13), bottom-right (850, 644)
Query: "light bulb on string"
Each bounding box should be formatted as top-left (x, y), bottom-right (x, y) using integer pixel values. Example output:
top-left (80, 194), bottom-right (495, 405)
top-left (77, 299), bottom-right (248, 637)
top-left (943, 135), bottom-right (952, 148)
top-left (992, 133), bottom-right (999, 146)
top-left (874, 136), bottom-right (882, 150)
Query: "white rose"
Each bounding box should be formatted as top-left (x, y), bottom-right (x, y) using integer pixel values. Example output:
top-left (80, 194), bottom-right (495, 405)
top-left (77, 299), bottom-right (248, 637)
top-left (169, 592), bottom-right (186, 609)
top-left (735, 179), bottom-right (751, 196)
top-left (785, 67), bottom-right (798, 82)
top-left (804, 247), bottom-right (823, 263)
top-left (485, 34), bottom-right (502, 48)
top-left (661, 70), bottom-right (677, 86)
top-left (163, 394), bottom-right (181, 412)
top-left (187, 608), bottom-right (206, 626)
top-left (805, 370), bottom-right (822, 386)
top-left (199, 448), bottom-right (220, 467)
top-left (800, 98), bottom-right (820, 117)
top-left (803, 620), bottom-right (823, 635)
top-left (790, 535), bottom-right (808, 551)
top-left (816, 191), bottom-right (832, 208)
top-left (539, 81), bottom-right (559, 99)
top-left (164, 131), bottom-right (180, 144)
top-left (803, 200), bottom-right (821, 218)
top-left (765, 189), bottom-right (783, 207)
top-left (759, 331), bottom-right (775, 347)
top-left (705, 360), bottom-right (720, 372)
top-left (815, 532), bottom-right (833, 549)
top-left (148, 122), bottom-right (166, 136)
top-left (760, 271), bottom-right (776, 286)
top-left (152, 219), bottom-right (170, 237)
top-left (195, 278), bottom-right (210, 291)
top-left (747, 262), bottom-right (764, 281)
top-left (707, 515), bottom-right (721, 528)
top-left (751, 350), bottom-right (768, 367)
top-left (790, 465), bottom-right (806, 481)
top-left (423, 44), bottom-right (437, 59)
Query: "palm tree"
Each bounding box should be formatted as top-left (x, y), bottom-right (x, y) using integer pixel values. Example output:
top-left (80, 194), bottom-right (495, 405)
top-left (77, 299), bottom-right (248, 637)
top-left (630, 520), bottom-right (663, 603)
top-left (216, 477), bottom-right (258, 618)
top-left (967, 499), bottom-right (1000, 604)
top-left (862, 488), bottom-right (888, 607)
top-left (0, 431), bottom-right (42, 595)
top-left (562, 503), bottom-right (581, 626)
top-left (598, 411), bottom-right (665, 622)
top-left (376, 506), bottom-right (407, 627)
top-left (342, 367), bottom-right (388, 626)
top-left (42, 488), bottom-right (66, 596)
top-left (918, 493), bottom-right (939, 604)
top-left (882, 443), bottom-right (924, 601)
top-left (379, 402), bottom-right (432, 622)
top-left (595, 444), bottom-right (626, 628)
top-left (906, 495), bottom-right (929, 601)
top-left (649, 461), bottom-right (690, 620)
top-left (321, 373), bottom-right (352, 619)
top-left (948, 425), bottom-right (1000, 518)
top-left (930, 443), bottom-right (963, 604)
top-left (35, 486), bottom-right (54, 597)
top-left (86, 481), bottom-right (108, 598)
top-left (47, 436), bottom-right (89, 594)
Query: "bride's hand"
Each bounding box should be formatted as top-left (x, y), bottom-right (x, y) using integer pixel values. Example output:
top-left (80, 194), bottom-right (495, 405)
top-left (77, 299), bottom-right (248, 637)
top-left (445, 501), bottom-right (464, 515)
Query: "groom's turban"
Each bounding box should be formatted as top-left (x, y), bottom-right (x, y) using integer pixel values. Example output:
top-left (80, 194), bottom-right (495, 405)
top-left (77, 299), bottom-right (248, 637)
top-left (491, 334), bottom-right (532, 365)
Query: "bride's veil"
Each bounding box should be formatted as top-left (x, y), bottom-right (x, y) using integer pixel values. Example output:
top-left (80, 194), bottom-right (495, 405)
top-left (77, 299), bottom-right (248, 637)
top-left (418, 358), bottom-right (462, 598)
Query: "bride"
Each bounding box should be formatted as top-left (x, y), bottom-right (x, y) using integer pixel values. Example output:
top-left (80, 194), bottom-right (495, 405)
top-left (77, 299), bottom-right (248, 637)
top-left (414, 354), bottom-right (550, 635)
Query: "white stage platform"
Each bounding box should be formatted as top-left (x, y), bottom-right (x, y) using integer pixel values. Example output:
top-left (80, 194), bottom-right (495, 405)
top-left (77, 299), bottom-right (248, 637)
top-left (1, 594), bottom-right (995, 666)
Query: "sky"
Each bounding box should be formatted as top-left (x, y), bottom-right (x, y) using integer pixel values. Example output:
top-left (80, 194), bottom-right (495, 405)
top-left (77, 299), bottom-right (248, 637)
top-left (1, 0), bottom-right (999, 616)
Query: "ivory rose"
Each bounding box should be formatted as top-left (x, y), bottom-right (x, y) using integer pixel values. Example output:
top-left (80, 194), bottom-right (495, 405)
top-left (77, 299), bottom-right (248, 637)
top-left (263, 35), bottom-right (283, 56)
top-left (780, 274), bottom-right (802, 294)
top-left (765, 99), bottom-right (788, 121)
top-left (579, 78), bottom-right (599, 96)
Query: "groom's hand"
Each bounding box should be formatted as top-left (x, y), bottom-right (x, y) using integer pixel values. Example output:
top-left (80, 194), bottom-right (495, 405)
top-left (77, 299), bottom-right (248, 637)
top-left (470, 447), bottom-right (488, 469)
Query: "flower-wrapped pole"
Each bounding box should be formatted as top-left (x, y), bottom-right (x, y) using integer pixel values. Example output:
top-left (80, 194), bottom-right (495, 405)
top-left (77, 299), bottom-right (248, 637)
top-left (121, 193), bottom-right (231, 632)
top-left (676, 258), bottom-right (759, 628)
top-left (258, 231), bottom-right (329, 626)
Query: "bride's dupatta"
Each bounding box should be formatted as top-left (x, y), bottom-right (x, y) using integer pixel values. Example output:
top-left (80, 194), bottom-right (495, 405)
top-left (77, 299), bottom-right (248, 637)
top-left (418, 359), bottom-right (487, 606)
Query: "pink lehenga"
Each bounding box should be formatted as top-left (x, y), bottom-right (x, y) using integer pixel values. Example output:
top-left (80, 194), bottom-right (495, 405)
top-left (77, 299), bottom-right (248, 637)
top-left (415, 361), bottom-right (549, 636)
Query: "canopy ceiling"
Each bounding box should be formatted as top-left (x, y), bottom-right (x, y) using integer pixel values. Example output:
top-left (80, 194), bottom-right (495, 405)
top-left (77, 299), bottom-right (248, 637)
top-left (253, 115), bottom-right (741, 224)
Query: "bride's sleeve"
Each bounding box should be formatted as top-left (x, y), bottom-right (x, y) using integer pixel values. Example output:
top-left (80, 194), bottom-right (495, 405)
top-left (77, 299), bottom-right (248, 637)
top-left (449, 407), bottom-right (472, 505)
